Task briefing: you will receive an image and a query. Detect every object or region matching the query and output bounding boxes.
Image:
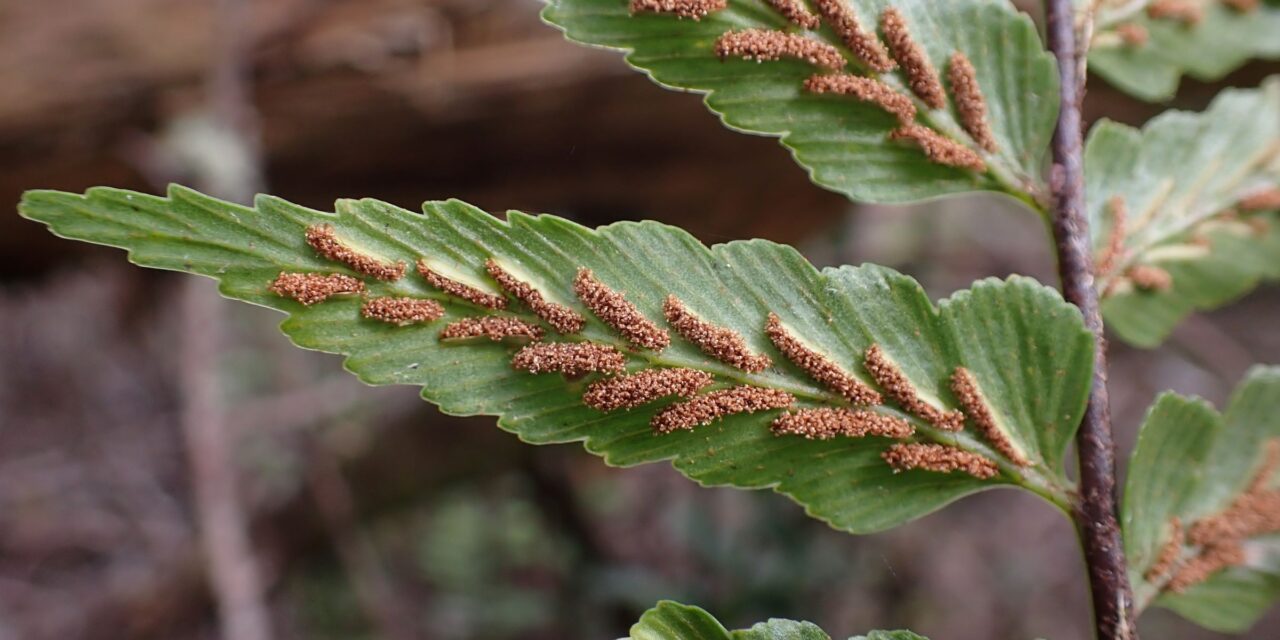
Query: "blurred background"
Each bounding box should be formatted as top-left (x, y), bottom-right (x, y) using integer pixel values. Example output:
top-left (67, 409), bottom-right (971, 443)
top-left (1, 1), bottom-right (1277, 638)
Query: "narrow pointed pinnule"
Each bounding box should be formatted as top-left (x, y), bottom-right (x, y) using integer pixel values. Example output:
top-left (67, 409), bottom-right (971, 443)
top-left (804, 74), bottom-right (916, 125)
top-left (811, 0), bottom-right (896, 72)
top-left (582, 368), bottom-right (715, 411)
top-left (305, 223), bottom-right (406, 281)
top-left (947, 52), bottom-right (998, 153)
top-left (574, 268), bottom-right (669, 350)
top-left (879, 8), bottom-right (946, 109)
top-left (487, 258), bottom-right (586, 334)
top-left (764, 0), bottom-right (821, 29)
top-left (663, 296), bottom-right (772, 373)
top-left (1095, 196), bottom-right (1127, 279)
top-left (881, 443), bottom-right (998, 479)
top-left (950, 368), bottom-right (1031, 467)
top-left (651, 386), bottom-right (794, 433)
top-left (360, 297), bottom-right (445, 325)
top-left (765, 313), bottom-right (881, 405)
top-left (439, 316), bottom-right (544, 341)
top-left (418, 259), bottom-right (507, 309)
top-left (864, 344), bottom-right (965, 431)
top-left (269, 272), bottom-right (365, 306)
top-left (715, 29), bottom-right (847, 71)
top-left (889, 124), bottom-right (987, 172)
top-left (511, 342), bottom-right (626, 376)
top-left (629, 0), bottom-right (726, 20)
top-left (771, 408), bottom-right (913, 440)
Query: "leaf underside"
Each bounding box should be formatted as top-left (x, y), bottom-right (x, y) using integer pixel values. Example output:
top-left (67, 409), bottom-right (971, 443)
top-left (541, 0), bottom-right (1057, 205)
top-left (1122, 366), bottom-right (1280, 632)
top-left (1085, 77), bottom-right (1280, 348)
top-left (18, 185), bottom-right (1092, 533)
top-left (630, 600), bottom-right (927, 640)
top-left (1090, 1), bottom-right (1280, 102)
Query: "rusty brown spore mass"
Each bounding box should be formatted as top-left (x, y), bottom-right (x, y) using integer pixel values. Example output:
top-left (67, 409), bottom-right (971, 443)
top-left (664, 296), bottom-right (772, 373)
top-left (864, 344), bottom-right (965, 431)
top-left (764, 0), bottom-right (821, 29)
top-left (629, 0), bottom-right (727, 20)
top-left (512, 342), bottom-right (626, 376)
top-left (1146, 0), bottom-right (1204, 25)
top-left (305, 224), bottom-right (406, 281)
top-left (583, 368), bottom-right (715, 412)
top-left (879, 8), bottom-right (946, 109)
top-left (360, 297), bottom-right (445, 325)
top-left (1095, 196), bottom-right (1128, 279)
top-left (1144, 518), bottom-right (1184, 583)
top-left (771, 408), bottom-right (913, 440)
top-left (882, 443), bottom-right (999, 479)
top-left (889, 124), bottom-right (987, 172)
top-left (417, 260), bottom-right (507, 309)
top-left (651, 386), bottom-right (795, 433)
top-left (269, 272), bottom-right (365, 306)
top-left (1126, 264), bottom-right (1173, 292)
top-left (804, 74), bottom-right (916, 125)
top-left (950, 367), bottom-right (1031, 466)
top-left (439, 316), bottom-right (544, 342)
top-left (1239, 188), bottom-right (1280, 212)
top-left (486, 259), bottom-right (586, 334)
top-left (574, 268), bottom-right (669, 350)
top-left (715, 29), bottom-right (847, 71)
top-left (811, 0), bottom-right (896, 72)
top-left (765, 313), bottom-right (881, 405)
top-left (947, 52), bottom-right (998, 153)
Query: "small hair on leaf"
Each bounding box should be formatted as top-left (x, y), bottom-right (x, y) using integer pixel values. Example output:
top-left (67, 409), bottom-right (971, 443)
top-left (765, 313), bottom-right (881, 405)
top-left (882, 443), bottom-right (999, 479)
top-left (879, 8), bottom-right (946, 109)
top-left (651, 385), bottom-right (795, 433)
top-left (487, 258), bottom-right (586, 334)
top-left (574, 268), bottom-right (669, 350)
top-left (664, 296), bottom-right (772, 373)
top-left (764, 0), bottom-right (822, 29)
top-left (811, 0), bottom-right (896, 72)
top-left (418, 259), bottom-right (507, 309)
top-left (582, 367), bottom-right (715, 411)
top-left (715, 29), bottom-right (847, 71)
top-left (439, 316), bottom-right (544, 342)
top-left (269, 272), bottom-right (365, 306)
top-left (950, 367), bottom-right (1032, 466)
top-left (889, 124), bottom-right (987, 172)
top-left (947, 52), bottom-right (998, 153)
top-left (804, 74), bottom-right (916, 125)
top-left (305, 223), bottom-right (406, 281)
top-left (771, 408), bottom-right (913, 440)
top-left (511, 342), bottom-right (626, 376)
top-left (864, 344), bottom-right (965, 431)
top-left (629, 0), bottom-right (727, 20)
top-left (360, 296), bottom-right (445, 325)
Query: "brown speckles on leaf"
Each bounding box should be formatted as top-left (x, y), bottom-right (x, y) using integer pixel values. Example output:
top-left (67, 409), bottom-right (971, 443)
top-left (715, 29), bottom-right (847, 71)
top-left (890, 124), bottom-right (987, 172)
top-left (1147, 0), bottom-right (1204, 25)
top-left (487, 259), bottom-right (586, 334)
top-left (1127, 264), bottom-right (1173, 292)
top-left (879, 8), bottom-right (945, 109)
top-left (269, 272), bottom-right (365, 306)
top-left (804, 74), bottom-right (916, 125)
top-left (864, 344), bottom-right (965, 431)
top-left (811, 0), bottom-right (896, 72)
top-left (511, 342), bottom-right (626, 376)
top-left (951, 367), bottom-right (1032, 466)
top-left (771, 408), bottom-right (913, 440)
top-left (882, 443), bottom-right (999, 479)
top-left (629, 0), bottom-right (726, 20)
top-left (947, 52), bottom-right (998, 153)
top-left (764, 0), bottom-right (822, 29)
top-left (439, 316), bottom-right (544, 342)
top-left (1239, 188), bottom-right (1280, 212)
top-left (574, 268), bottom-right (669, 350)
top-left (664, 296), bottom-right (772, 372)
top-left (583, 368), bottom-right (715, 411)
top-left (360, 297), bottom-right (445, 325)
top-left (417, 260), bottom-right (507, 309)
top-left (305, 224), bottom-right (405, 281)
top-left (765, 313), bottom-right (881, 405)
top-left (651, 386), bottom-right (794, 433)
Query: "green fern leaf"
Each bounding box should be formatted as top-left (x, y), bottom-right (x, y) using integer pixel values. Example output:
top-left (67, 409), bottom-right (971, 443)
top-left (630, 600), bottom-right (927, 640)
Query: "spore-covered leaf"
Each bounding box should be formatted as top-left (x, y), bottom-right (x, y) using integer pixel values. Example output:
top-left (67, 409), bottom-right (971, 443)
top-left (18, 185), bottom-right (1092, 533)
top-left (628, 600), bottom-right (927, 640)
top-left (1090, 0), bottom-right (1280, 102)
top-left (541, 0), bottom-right (1057, 206)
top-left (1122, 366), bottom-right (1280, 632)
top-left (1085, 77), bottom-right (1280, 347)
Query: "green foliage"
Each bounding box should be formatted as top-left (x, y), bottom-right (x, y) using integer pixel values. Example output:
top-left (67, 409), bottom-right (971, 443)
top-left (1122, 366), bottom-right (1280, 632)
top-left (1085, 77), bottom-right (1280, 347)
top-left (629, 600), bottom-right (927, 639)
top-left (541, 0), bottom-right (1057, 206)
top-left (1090, 0), bottom-right (1280, 102)
top-left (19, 185), bottom-right (1092, 534)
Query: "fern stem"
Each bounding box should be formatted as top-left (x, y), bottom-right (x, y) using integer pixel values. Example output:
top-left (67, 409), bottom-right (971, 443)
top-left (1046, 0), bottom-right (1137, 638)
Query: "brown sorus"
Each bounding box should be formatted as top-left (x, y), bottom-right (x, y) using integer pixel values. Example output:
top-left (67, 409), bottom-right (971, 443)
top-left (864, 344), bottom-right (965, 431)
top-left (651, 386), bottom-right (795, 433)
top-left (1187, 441), bottom-right (1280, 545)
top-left (765, 313), bottom-right (881, 405)
top-left (879, 8), bottom-right (946, 109)
top-left (1146, 0), bottom-right (1205, 25)
top-left (1144, 518), bottom-right (1185, 583)
top-left (764, 0), bottom-right (821, 29)
top-left (511, 342), bottom-right (626, 376)
top-left (360, 296), bottom-right (445, 325)
top-left (664, 296), bottom-right (772, 373)
top-left (1095, 196), bottom-right (1128, 278)
top-left (1166, 541), bottom-right (1245, 593)
top-left (305, 224), bottom-right (406, 281)
top-left (486, 259), bottom-right (586, 334)
top-left (804, 74), bottom-right (916, 125)
top-left (1127, 264), bottom-right (1173, 292)
top-left (1239, 188), bottom-right (1280, 212)
top-left (881, 443), bottom-right (999, 480)
top-left (1116, 23), bottom-right (1149, 47)
top-left (269, 272), bottom-right (365, 306)
top-left (439, 316), bottom-right (545, 342)
top-left (583, 368), bottom-right (716, 411)
top-left (890, 124), bottom-right (987, 172)
top-left (715, 29), bottom-right (847, 71)
top-left (417, 260), bottom-right (507, 309)
top-left (771, 408), bottom-right (914, 440)
top-left (950, 367), bottom-right (1032, 466)
top-left (811, 0), bottom-right (896, 72)
top-left (574, 268), bottom-right (670, 350)
top-left (629, 0), bottom-right (727, 20)
top-left (947, 52), bottom-right (998, 153)
top-left (1221, 0), bottom-right (1261, 12)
